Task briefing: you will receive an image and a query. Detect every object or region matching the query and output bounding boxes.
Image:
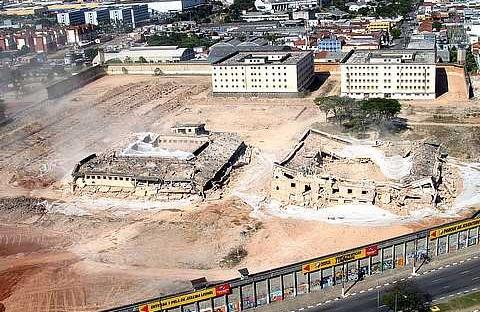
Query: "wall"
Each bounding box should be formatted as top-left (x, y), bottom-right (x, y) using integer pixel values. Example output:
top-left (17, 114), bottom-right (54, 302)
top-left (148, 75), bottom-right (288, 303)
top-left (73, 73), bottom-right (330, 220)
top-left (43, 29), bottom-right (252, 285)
top-left (104, 213), bottom-right (480, 312)
top-left (436, 63), bottom-right (470, 100)
top-left (105, 62), bottom-right (211, 75)
top-left (46, 65), bottom-right (106, 99)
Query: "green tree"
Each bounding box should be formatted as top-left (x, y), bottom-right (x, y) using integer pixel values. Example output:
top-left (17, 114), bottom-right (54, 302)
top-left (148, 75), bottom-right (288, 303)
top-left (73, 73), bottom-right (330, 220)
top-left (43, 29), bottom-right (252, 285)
top-left (391, 28), bottom-right (402, 39)
top-left (138, 56), bottom-right (147, 63)
top-left (450, 47), bottom-right (458, 63)
top-left (9, 69), bottom-right (24, 97)
top-left (84, 48), bottom-right (98, 60)
top-left (105, 58), bottom-right (123, 64)
top-left (432, 21), bottom-right (442, 30)
top-left (466, 47), bottom-right (478, 73)
top-left (124, 56), bottom-right (132, 63)
top-left (382, 281), bottom-right (431, 312)
top-left (360, 98), bottom-right (401, 121)
top-left (0, 97), bottom-right (5, 121)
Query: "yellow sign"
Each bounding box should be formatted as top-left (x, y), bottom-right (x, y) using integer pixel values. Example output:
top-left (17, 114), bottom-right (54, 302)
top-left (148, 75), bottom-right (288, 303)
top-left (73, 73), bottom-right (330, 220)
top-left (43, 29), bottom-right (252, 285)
top-left (303, 248), bottom-right (366, 273)
top-left (138, 284), bottom-right (231, 311)
top-left (429, 218), bottom-right (480, 241)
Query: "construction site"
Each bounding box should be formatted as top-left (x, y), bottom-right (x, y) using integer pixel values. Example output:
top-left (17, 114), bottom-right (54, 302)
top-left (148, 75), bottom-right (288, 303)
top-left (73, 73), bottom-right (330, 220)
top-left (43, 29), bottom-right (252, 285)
top-left (272, 130), bottom-right (461, 215)
top-left (0, 71), bottom-right (479, 312)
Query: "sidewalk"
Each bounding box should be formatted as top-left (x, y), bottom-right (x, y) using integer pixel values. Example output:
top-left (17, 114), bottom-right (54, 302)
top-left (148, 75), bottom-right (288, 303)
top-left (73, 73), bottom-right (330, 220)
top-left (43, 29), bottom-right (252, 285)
top-left (253, 246), bottom-right (480, 312)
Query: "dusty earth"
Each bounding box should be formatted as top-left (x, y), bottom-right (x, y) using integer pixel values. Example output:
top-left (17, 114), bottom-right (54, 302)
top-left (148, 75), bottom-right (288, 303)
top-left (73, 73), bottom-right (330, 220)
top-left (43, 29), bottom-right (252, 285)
top-left (0, 74), bottom-right (478, 311)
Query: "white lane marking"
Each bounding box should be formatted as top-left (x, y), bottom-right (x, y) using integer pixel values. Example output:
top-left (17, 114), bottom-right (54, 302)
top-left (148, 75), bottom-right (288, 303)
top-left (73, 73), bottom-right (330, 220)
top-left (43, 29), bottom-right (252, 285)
top-left (392, 281), bottom-right (397, 284)
top-left (449, 294), bottom-right (454, 297)
top-left (316, 303), bottom-right (322, 306)
top-left (438, 266), bottom-right (444, 269)
top-left (432, 278), bottom-right (443, 283)
top-left (468, 258), bottom-right (472, 261)
top-left (457, 292), bottom-right (462, 295)
top-left (351, 293), bottom-right (357, 296)
top-left (460, 270), bottom-right (471, 275)
top-left (453, 262), bottom-right (458, 265)
top-left (376, 285), bottom-right (381, 289)
top-left (439, 296), bottom-right (445, 300)
top-left (401, 278), bottom-right (406, 281)
top-left (464, 290), bottom-right (470, 293)
top-left (474, 256), bottom-right (479, 259)
top-left (368, 288), bottom-right (373, 291)
top-left (473, 277), bottom-right (480, 281)
top-left (334, 298), bottom-right (340, 301)
top-left (308, 305), bottom-right (313, 308)
top-left (408, 276), bottom-right (413, 279)
top-left (360, 290), bottom-right (365, 293)
top-left (384, 283), bottom-right (390, 286)
top-left (325, 300), bottom-right (331, 304)
top-left (446, 264), bottom-right (451, 268)
top-left (431, 269), bottom-right (437, 272)
top-left (473, 287), bottom-right (478, 291)
top-left (299, 308), bottom-right (304, 311)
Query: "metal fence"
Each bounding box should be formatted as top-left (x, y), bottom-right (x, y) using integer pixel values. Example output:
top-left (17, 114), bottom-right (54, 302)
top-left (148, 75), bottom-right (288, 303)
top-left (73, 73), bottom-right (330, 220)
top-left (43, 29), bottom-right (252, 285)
top-left (104, 212), bottom-right (480, 312)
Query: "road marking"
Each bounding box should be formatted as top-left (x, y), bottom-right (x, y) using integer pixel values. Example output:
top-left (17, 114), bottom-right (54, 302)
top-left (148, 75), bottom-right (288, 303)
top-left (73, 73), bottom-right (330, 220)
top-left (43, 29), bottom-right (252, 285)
top-left (468, 258), bottom-right (472, 261)
top-left (457, 292), bottom-right (462, 295)
top-left (460, 270), bottom-right (471, 275)
top-left (360, 290), bottom-right (365, 293)
top-left (334, 298), bottom-right (340, 301)
top-left (299, 308), bottom-right (304, 311)
top-left (325, 300), bottom-right (331, 304)
top-left (473, 277), bottom-right (480, 281)
top-left (316, 303), bottom-right (322, 306)
top-left (431, 269), bottom-right (436, 272)
top-left (473, 287), bottom-right (478, 291)
top-left (460, 260), bottom-right (465, 263)
top-left (401, 278), bottom-right (406, 281)
top-left (432, 278), bottom-right (443, 283)
top-left (308, 305), bottom-right (313, 308)
top-left (474, 256), bottom-right (479, 259)
top-left (384, 283), bottom-right (390, 286)
top-left (464, 290), bottom-right (470, 293)
top-left (376, 285), bottom-right (381, 289)
top-left (438, 266), bottom-right (444, 269)
top-left (368, 288), bottom-right (373, 291)
top-left (392, 281), bottom-right (397, 284)
top-left (449, 294), bottom-right (454, 297)
top-left (439, 297), bottom-right (445, 300)
top-left (453, 262), bottom-right (458, 265)
top-left (446, 264), bottom-right (451, 268)
top-left (408, 276), bottom-right (413, 279)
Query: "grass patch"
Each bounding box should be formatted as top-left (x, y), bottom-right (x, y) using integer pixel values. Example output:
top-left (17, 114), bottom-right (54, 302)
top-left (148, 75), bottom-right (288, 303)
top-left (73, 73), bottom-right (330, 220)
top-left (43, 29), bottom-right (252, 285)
top-left (436, 291), bottom-right (480, 311)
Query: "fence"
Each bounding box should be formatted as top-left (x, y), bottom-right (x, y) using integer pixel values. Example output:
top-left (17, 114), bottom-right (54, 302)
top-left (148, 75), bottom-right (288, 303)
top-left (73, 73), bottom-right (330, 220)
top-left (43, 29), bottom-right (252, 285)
top-left (104, 212), bottom-right (480, 312)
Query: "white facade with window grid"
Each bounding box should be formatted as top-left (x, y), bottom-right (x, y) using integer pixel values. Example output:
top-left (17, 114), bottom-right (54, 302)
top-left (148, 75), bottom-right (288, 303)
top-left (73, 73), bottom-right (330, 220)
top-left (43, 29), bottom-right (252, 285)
top-left (212, 51), bottom-right (314, 95)
top-left (341, 50), bottom-right (436, 100)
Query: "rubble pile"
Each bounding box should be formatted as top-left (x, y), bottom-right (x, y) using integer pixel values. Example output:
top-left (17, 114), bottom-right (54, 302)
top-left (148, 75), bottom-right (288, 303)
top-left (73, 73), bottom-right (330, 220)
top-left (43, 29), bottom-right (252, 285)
top-left (0, 197), bottom-right (48, 214)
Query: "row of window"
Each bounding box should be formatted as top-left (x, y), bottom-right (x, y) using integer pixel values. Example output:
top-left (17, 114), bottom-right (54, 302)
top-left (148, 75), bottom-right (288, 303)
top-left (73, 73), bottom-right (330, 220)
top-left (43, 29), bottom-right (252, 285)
top-left (345, 85), bottom-right (430, 90)
top-left (214, 85), bottom-right (289, 89)
top-left (86, 175), bottom-right (132, 181)
top-left (346, 79), bottom-right (430, 83)
top-left (345, 92), bottom-right (432, 97)
top-left (346, 65), bottom-right (431, 70)
top-left (347, 72), bottom-right (431, 76)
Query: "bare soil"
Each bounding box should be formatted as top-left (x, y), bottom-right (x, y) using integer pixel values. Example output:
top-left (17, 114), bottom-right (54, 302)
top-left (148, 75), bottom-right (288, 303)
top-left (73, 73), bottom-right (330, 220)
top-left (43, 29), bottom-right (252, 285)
top-left (0, 74), bottom-right (476, 311)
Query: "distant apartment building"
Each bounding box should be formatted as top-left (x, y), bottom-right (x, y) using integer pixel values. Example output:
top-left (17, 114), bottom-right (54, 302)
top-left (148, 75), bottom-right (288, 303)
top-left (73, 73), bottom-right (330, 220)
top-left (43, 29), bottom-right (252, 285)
top-left (212, 50), bottom-right (314, 96)
top-left (254, 0), bottom-right (320, 12)
top-left (94, 46), bottom-right (195, 64)
top-left (57, 10), bottom-right (86, 26)
top-left (340, 49), bottom-right (436, 100)
top-left (84, 8), bottom-right (110, 26)
top-left (66, 25), bottom-right (97, 45)
top-left (317, 38), bottom-right (342, 52)
top-left (142, 0), bottom-right (205, 13)
top-left (109, 7), bottom-right (134, 26)
top-left (367, 21), bottom-right (392, 33)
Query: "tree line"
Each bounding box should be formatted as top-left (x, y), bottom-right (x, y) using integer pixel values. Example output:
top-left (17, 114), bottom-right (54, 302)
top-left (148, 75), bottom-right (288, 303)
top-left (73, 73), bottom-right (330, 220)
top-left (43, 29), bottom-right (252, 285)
top-left (314, 96), bottom-right (402, 131)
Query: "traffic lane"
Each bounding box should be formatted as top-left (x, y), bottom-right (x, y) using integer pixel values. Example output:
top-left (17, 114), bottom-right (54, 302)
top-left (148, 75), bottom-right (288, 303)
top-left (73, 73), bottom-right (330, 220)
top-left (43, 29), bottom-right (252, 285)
top-left (308, 257), bottom-right (480, 312)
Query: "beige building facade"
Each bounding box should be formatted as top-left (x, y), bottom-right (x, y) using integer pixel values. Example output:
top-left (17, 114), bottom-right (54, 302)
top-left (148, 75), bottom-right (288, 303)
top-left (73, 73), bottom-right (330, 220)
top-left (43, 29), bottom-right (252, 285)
top-left (212, 51), bottom-right (314, 96)
top-left (341, 49), bottom-right (436, 100)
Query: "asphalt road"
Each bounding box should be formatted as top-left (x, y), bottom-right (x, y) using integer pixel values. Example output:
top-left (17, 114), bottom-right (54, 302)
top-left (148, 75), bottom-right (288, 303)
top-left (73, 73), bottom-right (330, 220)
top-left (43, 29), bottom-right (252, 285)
top-left (308, 257), bottom-right (480, 311)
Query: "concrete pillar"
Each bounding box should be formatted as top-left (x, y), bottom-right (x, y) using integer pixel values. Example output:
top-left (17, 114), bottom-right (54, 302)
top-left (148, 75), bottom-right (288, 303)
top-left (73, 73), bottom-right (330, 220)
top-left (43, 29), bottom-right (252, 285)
top-left (392, 245), bottom-right (396, 269)
top-left (435, 238), bottom-right (439, 256)
top-left (210, 298), bottom-right (214, 311)
top-left (293, 272), bottom-right (298, 297)
top-left (224, 294), bottom-right (229, 311)
top-left (380, 248), bottom-right (384, 272)
top-left (306, 272), bottom-right (311, 293)
top-left (368, 256), bottom-right (372, 275)
top-left (267, 278), bottom-right (271, 304)
top-left (239, 286), bottom-right (243, 311)
top-left (457, 232), bottom-right (461, 250)
top-left (320, 269), bottom-right (324, 289)
top-left (280, 274), bottom-right (285, 300)
top-left (446, 234), bottom-right (450, 254)
top-left (253, 282), bottom-right (257, 307)
top-left (333, 266), bottom-right (337, 285)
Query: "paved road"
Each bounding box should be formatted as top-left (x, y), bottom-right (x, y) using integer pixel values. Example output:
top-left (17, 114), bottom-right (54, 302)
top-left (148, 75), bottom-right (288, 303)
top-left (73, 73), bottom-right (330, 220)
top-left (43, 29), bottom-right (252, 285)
top-left (307, 257), bottom-right (480, 311)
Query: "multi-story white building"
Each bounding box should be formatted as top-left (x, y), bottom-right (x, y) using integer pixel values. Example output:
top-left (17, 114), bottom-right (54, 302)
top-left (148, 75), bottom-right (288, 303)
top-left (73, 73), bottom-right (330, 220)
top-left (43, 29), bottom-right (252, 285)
top-left (84, 8), bottom-right (110, 26)
top-left (340, 49), bottom-right (436, 100)
top-left (212, 51), bottom-right (314, 96)
top-left (254, 0), bottom-right (319, 12)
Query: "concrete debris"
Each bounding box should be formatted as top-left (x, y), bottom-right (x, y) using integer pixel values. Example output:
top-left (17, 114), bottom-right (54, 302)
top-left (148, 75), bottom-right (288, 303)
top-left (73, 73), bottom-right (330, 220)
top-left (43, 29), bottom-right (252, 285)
top-left (71, 124), bottom-right (249, 200)
top-left (271, 129), bottom-right (462, 215)
top-left (0, 197), bottom-right (48, 214)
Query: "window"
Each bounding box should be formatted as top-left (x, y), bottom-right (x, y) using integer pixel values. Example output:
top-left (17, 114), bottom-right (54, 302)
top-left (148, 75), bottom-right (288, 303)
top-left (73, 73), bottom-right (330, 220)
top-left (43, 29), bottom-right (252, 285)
top-left (291, 183), bottom-right (296, 188)
top-left (347, 189), bottom-right (352, 194)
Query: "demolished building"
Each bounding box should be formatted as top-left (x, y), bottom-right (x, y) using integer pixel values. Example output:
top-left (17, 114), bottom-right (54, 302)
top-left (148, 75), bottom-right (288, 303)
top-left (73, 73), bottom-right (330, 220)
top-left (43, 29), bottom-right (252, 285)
top-left (72, 124), bottom-right (248, 200)
top-left (271, 129), bottom-right (457, 214)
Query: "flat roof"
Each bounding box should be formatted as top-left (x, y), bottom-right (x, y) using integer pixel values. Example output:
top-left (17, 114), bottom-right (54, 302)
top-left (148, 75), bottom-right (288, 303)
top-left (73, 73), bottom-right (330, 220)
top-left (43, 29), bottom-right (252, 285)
top-left (214, 51), bottom-right (311, 66)
top-left (344, 49), bottom-right (436, 64)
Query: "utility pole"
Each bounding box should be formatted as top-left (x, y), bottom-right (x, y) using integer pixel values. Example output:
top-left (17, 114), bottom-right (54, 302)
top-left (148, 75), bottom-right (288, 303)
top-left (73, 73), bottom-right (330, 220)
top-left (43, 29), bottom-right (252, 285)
top-left (394, 292), bottom-right (398, 312)
top-left (376, 280), bottom-right (380, 310)
top-left (341, 266), bottom-right (345, 297)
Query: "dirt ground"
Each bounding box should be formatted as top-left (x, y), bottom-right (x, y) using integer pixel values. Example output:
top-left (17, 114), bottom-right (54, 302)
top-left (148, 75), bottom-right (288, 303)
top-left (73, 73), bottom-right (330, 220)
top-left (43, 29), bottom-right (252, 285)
top-left (0, 74), bottom-right (477, 311)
